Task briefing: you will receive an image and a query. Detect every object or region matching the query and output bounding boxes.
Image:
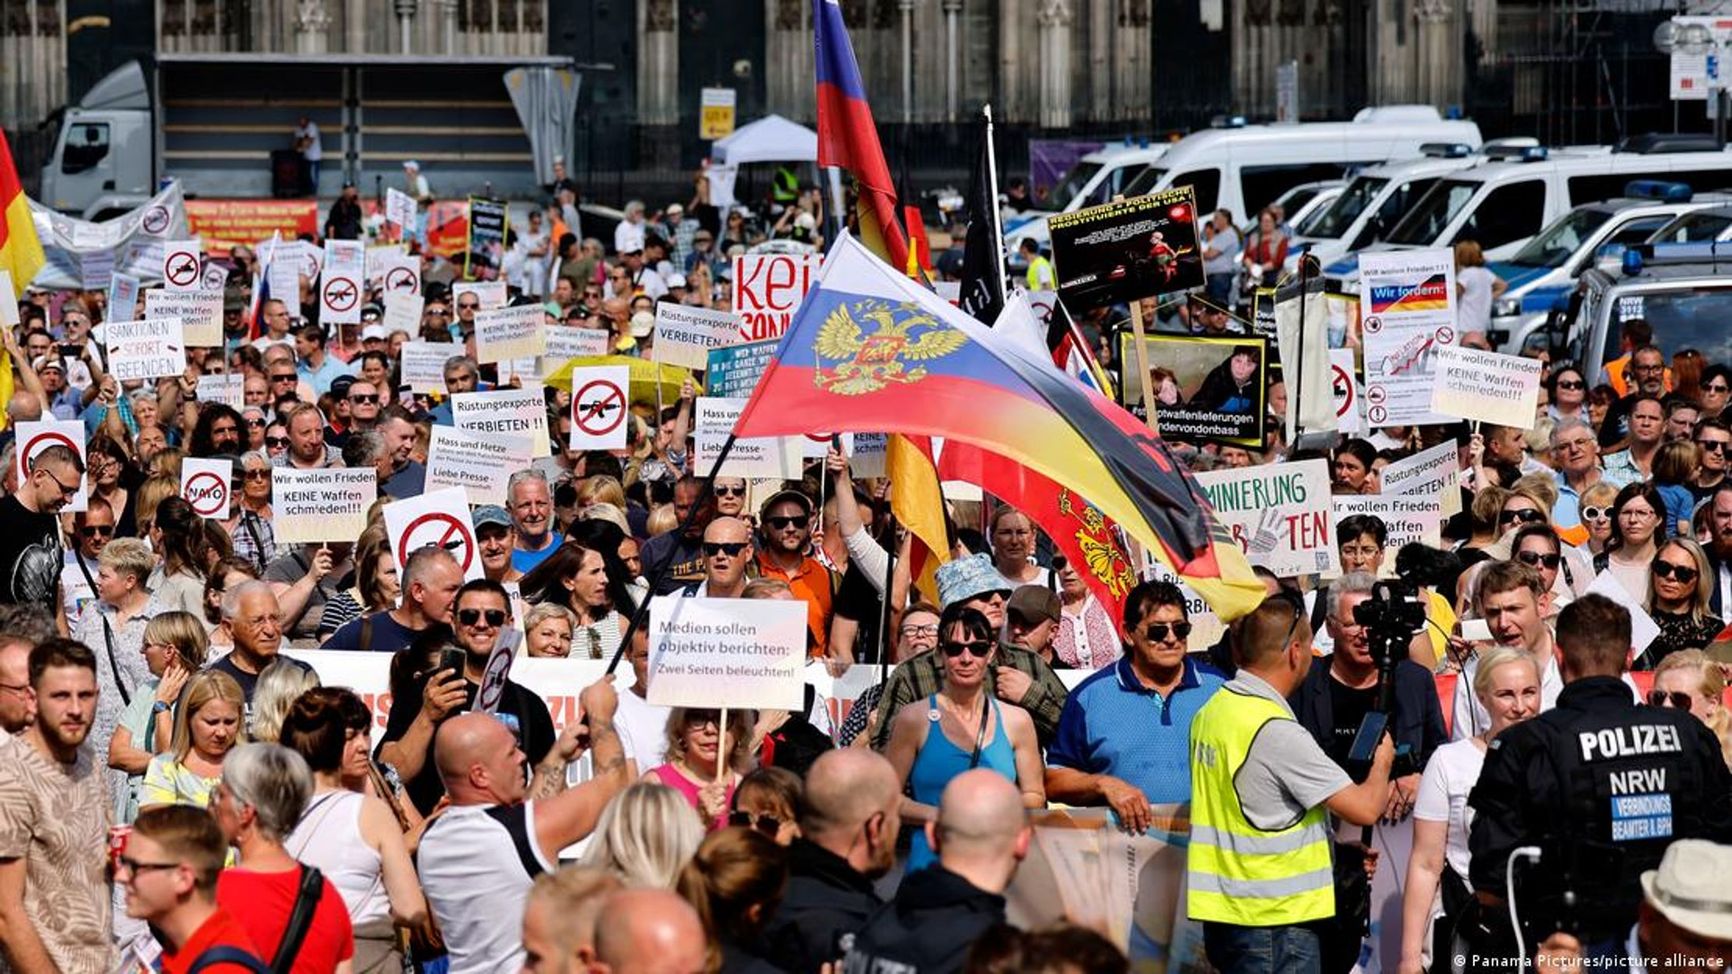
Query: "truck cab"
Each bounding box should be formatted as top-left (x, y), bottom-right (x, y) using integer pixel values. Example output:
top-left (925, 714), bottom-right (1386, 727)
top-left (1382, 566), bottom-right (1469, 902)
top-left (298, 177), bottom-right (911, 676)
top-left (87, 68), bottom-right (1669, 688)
top-left (39, 61), bottom-right (155, 220)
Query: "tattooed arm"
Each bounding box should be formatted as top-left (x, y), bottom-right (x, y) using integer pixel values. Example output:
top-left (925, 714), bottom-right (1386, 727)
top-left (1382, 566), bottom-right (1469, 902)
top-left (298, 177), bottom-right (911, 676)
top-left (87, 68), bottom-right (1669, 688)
top-left (532, 676), bottom-right (628, 861)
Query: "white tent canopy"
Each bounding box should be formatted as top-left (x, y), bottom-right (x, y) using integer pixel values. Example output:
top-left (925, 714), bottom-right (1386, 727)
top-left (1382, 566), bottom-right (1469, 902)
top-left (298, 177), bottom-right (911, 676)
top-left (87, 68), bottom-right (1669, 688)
top-left (711, 114), bottom-right (818, 166)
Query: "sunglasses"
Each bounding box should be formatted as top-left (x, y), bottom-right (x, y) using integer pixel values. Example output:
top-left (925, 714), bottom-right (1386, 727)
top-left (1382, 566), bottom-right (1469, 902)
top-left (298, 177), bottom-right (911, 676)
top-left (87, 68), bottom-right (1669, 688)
top-left (457, 301), bottom-right (480, 310)
top-left (1647, 689), bottom-right (1695, 710)
top-left (765, 515), bottom-right (806, 530)
top-left (78, 525), bottom-right (114, 538)
top-left (1499, 509), bottom-right (1546, 525)
top-left (243, 469), bottom-right (271, 481)
top-left (348, 394), bottom-right (379, 405)
top-left (714, 485), bottom-right (746, 497)
top-left (265, 436), bottom-right (290, 449)
top-left (1142, 621), bottom-right (1194, 642)
top-left (1652, 560), bottom-right (1700, 584)
top-left (271, 373), bottom-right (297, 382)
top-left (941, 640), bottom-right (993, 658)
top-left (1555, 379), bottom-right (1584, 390)
top-left (246, 417), bottom-right (266, 427)
top-left (1700, 441), bottom-right (1730, 454)
top-left (1516, 551), bottom-right (1560, 569)
top-left (457, 608), bottom-right (508, 627)
top-left (1708, 383), bottom-right (1732, 394)
top-left (727, 811), bottom-right (783, 838)
top-left (1581, 505), bottom-right (1611, 521)
top-left (703, 541), bottom-right (748, 557)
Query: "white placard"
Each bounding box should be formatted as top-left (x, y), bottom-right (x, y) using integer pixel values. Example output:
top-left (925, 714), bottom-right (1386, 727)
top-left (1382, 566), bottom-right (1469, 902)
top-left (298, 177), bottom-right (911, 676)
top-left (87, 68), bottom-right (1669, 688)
top-left (200, 261), bottom-right (229, 293)
top-left (473, 305), bottom-right (546, 364)
top-left (451, 385), bottom-right (550, 457)
top-left (452, 281), bottom-right (507, 311)
top-left (196, 374), bottom-right (245, 410)
top-left (569, 366), bottom-right (631, 450)
top-left (14, 421), bottom-right (88, 512)
top-left (1193, 459), bottom-right (1338, 578)
top-left (383, 487), bottom-right (483, 582)
top-left (383, 291), bottom-right (423, 338)
top-left (272, 467), bottom-right (377, 544)
top-left (427, 427), bottom-right (535, 506)
top-left (179, 458), bottom-right (234, 520)
top-left (80, 250), bottom-right (115, 291)
top-left (1583, 570), bottom-right (1662, 658)
top-left (0, 271), bottom-right (17, 328)
top-left (542, 327), bottom-right (611, 373)
top-left (695, 397), bottom-right (800, 479)
top-left (386, 187), bottom-right (417, 229)
top-left (1329, 495), bottom-right (1444, 579)
top-left (365, 245), bottom-right (408, 284)
top-left (104, 317), bottom-right (186, 381)
top-left (267, 255), bottom-right (301, 311)
top-left (400, 342), bottom-right (458, 394)
top-left (851, 433), bottom-right (888, 479)
top-left (107, 273), bottom-right (139, 323)
top-left (802, 431), bottom-right (854, 459)
top-left (655, 304), bottom-right (742, 371)
top-left (1359, 248), bottom-right (1456, 428)
top-left (144, 289), bottom-right (224, 347)
top-left (647, 596), bottom-right (807, 710)
top-left (320, 240), bottom-right (366, 326)
top-left (1330, 348), bottom-right (1364, 436)
top-left (1430, 345), bottom-right (1543, 429)
top-left (160, 239), bottom-right (202, 291)
top-left (1379, 439), bottom-right (1461, 519)
top-left (732, 253), bottom-right (819, 343)
top-left (377, 253), bottom-right (421, 297)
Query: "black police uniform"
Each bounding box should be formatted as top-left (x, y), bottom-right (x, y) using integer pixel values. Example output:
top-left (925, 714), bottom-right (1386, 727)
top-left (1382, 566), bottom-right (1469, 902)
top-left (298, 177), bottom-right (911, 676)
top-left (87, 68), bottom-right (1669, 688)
top-left (1467, 676), bottom-right (1732, 947)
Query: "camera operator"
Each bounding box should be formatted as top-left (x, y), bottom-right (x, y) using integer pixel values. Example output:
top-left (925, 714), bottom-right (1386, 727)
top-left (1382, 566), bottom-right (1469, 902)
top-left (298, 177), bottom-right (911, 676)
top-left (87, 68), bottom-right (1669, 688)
top-left (1468, 594), bottom-right (1732, 959)
top-left (1189, 592), bottom-right (1397, 974)
top-left (1292, 572), bottom-right (1447, 974)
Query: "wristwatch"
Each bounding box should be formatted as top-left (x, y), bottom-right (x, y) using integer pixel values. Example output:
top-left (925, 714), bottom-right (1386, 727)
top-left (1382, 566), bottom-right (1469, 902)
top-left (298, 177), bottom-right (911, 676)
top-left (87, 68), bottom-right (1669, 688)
top-left (152, 701), bottom-right (170, 714)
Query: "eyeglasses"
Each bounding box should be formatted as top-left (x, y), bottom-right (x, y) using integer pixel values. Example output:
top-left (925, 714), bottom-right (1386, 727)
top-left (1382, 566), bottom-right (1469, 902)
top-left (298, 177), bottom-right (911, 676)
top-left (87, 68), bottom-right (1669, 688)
top-left (78, 525), bottom-right (113, 538)
top-left (1581, 505), bottom-right (1611, 521)
top-left (348, 394), bottom-right (379, 405)
top-left (941, 640), bottom-right (993, 658)
top-left (37, 469), bottom-right (80, 498)
top-left (714, 485), bottom-right (745, 497)
top-left (765, 515), bottom-right (806, 530)
top-left (457, 608), bottom-right (508, 627)
top-left (727, 811), bottom-right (783, 838)
top-left (1652, 560), bottom-right (1700, 584)
top-left (1555, 380), bottom-right (1584, 390)
top-left (1141, 621), bottom-right (1194, 642)
top-left (900, 623), bottom-right (939, 638)
top-left (1340, 544), bottom-right (1381, 560)
top-left (703, 541), bottom-right (748, 557)
top-left (1647, 689), bottom-right (1695, 710)
top-left (243, 469), bottom-right (271, 481)
top-left (1516, 551), bottom-right (1561, 569)
top-left (1499, 509), bottom-right (1546, 525)
top-left (115, 856), bottom-right (180, 878)
top-left (1700, 440), bottom-right (1730, 454)
top-left (1633, 363), bottom-right (1666, 373)
top-left (265, 436), bottom-right (290, 449)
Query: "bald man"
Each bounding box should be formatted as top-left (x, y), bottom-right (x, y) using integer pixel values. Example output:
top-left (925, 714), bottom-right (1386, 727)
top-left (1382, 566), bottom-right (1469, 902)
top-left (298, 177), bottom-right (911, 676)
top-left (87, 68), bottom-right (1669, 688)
top-left (844, 770), bottom-right (1031, 974)
top-left (764, 749), bottom-right (902, 971)
top-left (521, 866), bottom-right (621, 974)
top-left (591, 889), bottom-right (707, 974)
top-left (416, 676), bottom-right (628, 974)
top-left (690, 516), bottom-right (753, 598)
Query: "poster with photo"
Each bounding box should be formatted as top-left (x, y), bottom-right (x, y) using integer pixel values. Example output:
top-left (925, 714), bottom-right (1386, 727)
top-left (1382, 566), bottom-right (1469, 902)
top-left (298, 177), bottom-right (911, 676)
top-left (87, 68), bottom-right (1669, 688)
top-left (1118, 333), bottom-right (1267, 446)
top-left (1048, 186), bottom-right (1203, 311)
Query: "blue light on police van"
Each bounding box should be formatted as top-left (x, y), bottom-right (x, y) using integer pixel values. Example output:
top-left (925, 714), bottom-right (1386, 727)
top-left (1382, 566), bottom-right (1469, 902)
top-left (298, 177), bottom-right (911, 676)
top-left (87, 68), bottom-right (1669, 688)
top-left (1622, 248), bottom-right (1644, 276)
top-left (1624, 180), bottom-right (1693, 203)
top-left (1420, 142), bottom-right (1472, 159)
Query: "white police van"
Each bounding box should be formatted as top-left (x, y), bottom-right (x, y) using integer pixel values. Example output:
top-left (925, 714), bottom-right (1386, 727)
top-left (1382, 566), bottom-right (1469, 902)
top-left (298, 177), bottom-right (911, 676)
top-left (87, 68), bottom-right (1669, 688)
top-left (1557, 242), bottom-right (1732, 377)
top-left (1005, 106), bottom-right (1481, 255)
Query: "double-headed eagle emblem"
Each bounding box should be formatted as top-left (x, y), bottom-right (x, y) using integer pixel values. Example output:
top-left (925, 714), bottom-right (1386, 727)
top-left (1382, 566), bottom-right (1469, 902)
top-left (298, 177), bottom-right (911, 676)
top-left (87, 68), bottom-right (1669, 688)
top-left (812, 299), bottom-right (967, 395)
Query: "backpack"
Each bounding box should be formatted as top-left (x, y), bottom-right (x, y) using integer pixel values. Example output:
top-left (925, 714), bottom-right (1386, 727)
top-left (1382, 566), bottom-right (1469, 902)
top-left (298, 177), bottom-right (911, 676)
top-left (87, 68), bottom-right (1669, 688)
top-left (184, 946), bottom-right (270, 974)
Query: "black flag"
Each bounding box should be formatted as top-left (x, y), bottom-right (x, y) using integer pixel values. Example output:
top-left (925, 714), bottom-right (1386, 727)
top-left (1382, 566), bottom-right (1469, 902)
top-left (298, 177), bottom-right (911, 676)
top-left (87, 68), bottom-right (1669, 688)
top-left (958, 110), bottom-right (1006, 325)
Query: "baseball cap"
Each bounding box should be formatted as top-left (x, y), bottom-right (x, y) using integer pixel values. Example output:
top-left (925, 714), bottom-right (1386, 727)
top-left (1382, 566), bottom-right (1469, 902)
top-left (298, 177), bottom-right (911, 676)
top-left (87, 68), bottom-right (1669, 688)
top-left (1006, 585), bottom-right (1061, 627)
top-left (667, 273), bottom-right (688, 289)
top-left (361, 324), bottom-right (387, 341)
top-left (31, 355), bottom-right (63, 374)
top-left (331, 375), bottom-right (356, 399)
top-left (629, 311), bottom-right (655, 338)
top-left (936, 554), bottom-right (1012, 610)
top-left (666, 203), bottom-right (684, 216)
top-left (1640, 839), bottom-right (1732, 940)
top-left (472, 505), bottom-right (513, 531)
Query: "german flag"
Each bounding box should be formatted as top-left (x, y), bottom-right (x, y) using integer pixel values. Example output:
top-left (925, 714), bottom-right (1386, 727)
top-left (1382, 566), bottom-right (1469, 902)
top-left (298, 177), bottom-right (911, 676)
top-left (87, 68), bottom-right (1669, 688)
top-left (0, 129), bottom-right (44, 294)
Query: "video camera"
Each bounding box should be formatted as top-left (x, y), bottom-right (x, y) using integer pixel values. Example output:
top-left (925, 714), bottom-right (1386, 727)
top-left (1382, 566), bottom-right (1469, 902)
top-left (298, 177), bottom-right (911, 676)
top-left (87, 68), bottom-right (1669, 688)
top-left (1345, 580), bottom-right (1426, 781)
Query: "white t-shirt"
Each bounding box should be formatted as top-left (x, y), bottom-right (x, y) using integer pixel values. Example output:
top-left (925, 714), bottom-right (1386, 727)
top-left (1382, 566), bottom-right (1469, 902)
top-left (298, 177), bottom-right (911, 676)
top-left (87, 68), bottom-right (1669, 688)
top-left (295, 122), bottom-right (323, 162)
top-left (418, 802), bottom-right (552, 974)
top-left (614, 688), bottom-right (671, 775)
top-left (1413, 737), bottom-right (1486, 885)
top-left (1457, 266), bottom-right (1494, 333)
top-left (614, 220), bottom-right (646, 256)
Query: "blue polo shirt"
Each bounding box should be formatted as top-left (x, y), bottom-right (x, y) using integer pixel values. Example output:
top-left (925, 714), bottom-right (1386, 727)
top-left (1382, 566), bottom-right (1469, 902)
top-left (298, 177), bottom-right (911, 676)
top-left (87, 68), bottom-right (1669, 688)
top-left (1046, 655), bottom-right (1225, 805)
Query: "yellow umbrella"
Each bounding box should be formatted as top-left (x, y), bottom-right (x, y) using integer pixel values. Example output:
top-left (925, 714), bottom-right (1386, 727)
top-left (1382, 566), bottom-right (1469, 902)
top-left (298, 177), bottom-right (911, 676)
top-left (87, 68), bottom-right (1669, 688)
top-left (543, 355), bottom-right (691, 404)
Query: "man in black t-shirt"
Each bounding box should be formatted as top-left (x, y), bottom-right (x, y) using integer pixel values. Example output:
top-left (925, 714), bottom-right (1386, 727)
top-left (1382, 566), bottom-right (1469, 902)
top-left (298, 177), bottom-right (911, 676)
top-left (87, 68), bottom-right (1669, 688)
top-left (0, 444), bottom-right (83, 607)
top-left (206, 580), bottom-right (312, 730)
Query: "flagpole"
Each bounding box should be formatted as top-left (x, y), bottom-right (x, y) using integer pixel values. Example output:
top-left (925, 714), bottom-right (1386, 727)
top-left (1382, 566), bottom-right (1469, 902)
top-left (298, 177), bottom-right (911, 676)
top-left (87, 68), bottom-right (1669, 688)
top-left (824, 167), bottom-right (848, 253)
top-left (983, 104), bottom-right (1009, 303)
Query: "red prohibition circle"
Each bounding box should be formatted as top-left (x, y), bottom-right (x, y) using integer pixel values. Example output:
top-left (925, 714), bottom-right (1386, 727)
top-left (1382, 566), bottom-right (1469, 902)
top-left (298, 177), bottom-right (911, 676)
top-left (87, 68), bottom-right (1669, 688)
top-left (573, 380), bottom-right (626, 436)
top-left (324, 277), bottom-right (359, 312)
top-left (142, 207), bottom-right (170, 235)
top-left (165, 252), bottom-right (200, 287)
top-left (386, 267), bottom-right (418, 292)
top-left (20, 431), bottom-right (82, 490)
top-left (183, 472), bottom-right (228, 517)
top-left (400, 511), bottom-right (474, 574)
top-left (1332, 364), bottom-right (1354, 417)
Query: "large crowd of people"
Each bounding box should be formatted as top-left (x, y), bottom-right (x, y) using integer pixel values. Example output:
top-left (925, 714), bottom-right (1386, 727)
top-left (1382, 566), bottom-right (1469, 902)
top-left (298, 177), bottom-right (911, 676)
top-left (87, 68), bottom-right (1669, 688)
top-left (1, 166), bottom-right (1731, 974)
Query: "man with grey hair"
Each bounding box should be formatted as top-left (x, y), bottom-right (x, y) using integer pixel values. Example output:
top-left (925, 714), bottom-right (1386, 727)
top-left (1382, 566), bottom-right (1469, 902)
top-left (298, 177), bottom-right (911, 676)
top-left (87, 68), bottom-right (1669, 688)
top-left (324, 547), bottom-right (461, 653)
top-left (378, 405), bottom-right (426, 497)
top-left (509, 469), bottom-right (561, 574)
top-left (1550, 416), bottom-right (1604, 531)
top-left (430, 355), bottom-right (480, 426)
top-left (614, 200), bottom-right (647, 256)
top-left (340, 428), bottom-right (390, 481)
top-left (209, 580), bottom-right (310, 717)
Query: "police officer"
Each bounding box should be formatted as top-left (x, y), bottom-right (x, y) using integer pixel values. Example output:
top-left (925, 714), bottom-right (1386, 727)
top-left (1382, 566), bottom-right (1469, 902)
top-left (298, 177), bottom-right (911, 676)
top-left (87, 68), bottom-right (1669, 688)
top-left (1468, 593), bottom-right (1732, 956)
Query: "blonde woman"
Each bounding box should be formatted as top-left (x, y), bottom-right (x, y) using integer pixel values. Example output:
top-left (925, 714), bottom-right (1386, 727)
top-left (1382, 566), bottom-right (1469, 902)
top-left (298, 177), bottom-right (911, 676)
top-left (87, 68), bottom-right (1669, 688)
top-left (250, 658), bottom-right (321, 743)
top-left (1650, 650), bottom-right (1732, 768)
top-left (1641, 538), bottom-right (1722, 671)
top-left (140, 669), bottom-right (246, 810)
top-left (646, 707), bottom-right (756, 828)
top-left (579, 782), bottom-right (705, 888)
top-left (523, 602), bottom-right (577, 658)
top-left (109, 611), bottom-right (208, 823)
top-left (78, 536), bottom-right (166, 808)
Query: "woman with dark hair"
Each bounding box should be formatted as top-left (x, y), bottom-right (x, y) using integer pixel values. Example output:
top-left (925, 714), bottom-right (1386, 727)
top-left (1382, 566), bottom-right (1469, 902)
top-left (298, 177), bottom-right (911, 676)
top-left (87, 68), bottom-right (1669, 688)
top-left (1545, 364), bottom-right (1589, 425)
top-left (86, 432), bottom-right (143, 536)
top-left (1332, 438), bottom-right (1378, 495)
top-left (1594, 480), bottom-right (1667, 601)
top-left (149, 496), bottom-right (211, 617)
top-left (188, 403), bottom-right (245, 458)
top-left (519, 539), bottom-right (637, 662)
top-left (885, 603), bottom-right (1045, 873)
top-left (1701, 363), bottom-right (1732, 419)
top-left (282, 688), bottom-right (429, 974)
top-left (676, 828), bottom-right (790, 974)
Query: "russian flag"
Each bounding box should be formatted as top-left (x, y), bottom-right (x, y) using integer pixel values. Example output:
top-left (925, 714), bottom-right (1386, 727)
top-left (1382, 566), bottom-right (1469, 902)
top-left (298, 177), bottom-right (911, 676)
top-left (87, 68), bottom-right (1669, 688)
top-left (246, 232), bottom-right (280, 341)
top-left (814, 0), bottom-right (910, 273)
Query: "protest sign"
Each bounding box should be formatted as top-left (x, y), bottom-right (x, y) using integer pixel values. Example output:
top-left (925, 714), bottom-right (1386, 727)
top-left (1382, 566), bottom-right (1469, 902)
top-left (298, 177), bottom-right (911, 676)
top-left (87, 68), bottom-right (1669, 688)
top-left (195, 374), bottom-right (245, 409)
top-left (732, 253), bottom-right (818, 342)
top-left (646, 596), bottom-right (806, 710)
top-left (655, 304), bottom-right (741, 371)
top-left (105, 318), bottom-right (186, 381)
top-left (1430, 345), bottom-right (1543, 428)
top-left (704, 339), bottom-right (777, 397)
top-left (272, 468), bottom-right (376, 544)
top-left (1360, 248), bottom-right (1456, 427)
top-left (384, 487), bottom-right (484, 582)
top-left (179, 458), bottom-right (233, 520)
top-left (377, 253), bottom-right (421, 297)
top-left (199, 261), bottom-right (228, 293)
top-left (385, 187), bottom-right (417, 230)
top-left (144, 289), bottom-right (223, 347)
top-left (699, 87), bottom-right (737, 140)
top-left (696, 397), bottom-right (800, 479)
top-left (320, 240), bottom-right (365, 325)
top-left (81, 250), bottom-right (114, 291)
top-left (266, 255), bottom-right (301, 310)
top-left (465, 197), bottom-right (509, 279)
top-left (569, 367), bottom-right (631, 450)
top-left (1330, 494), bottom-right (1444, 578)
top-left (427, 427), bottom-right (534, 506)
top-left (1379, 439), bottom-right (1461, 519)
top-left (400, 342), bottom-right (456, 394)
top-left (1331, 348), bottom-right (1365, 436)
top-left (1119, 334), bottom-right (1265, 445)
top-left (451, 385), bottom-right (550, 457)
top-left (473, 305), bottom-right (545, 364)
top-left (160, 239), bottom-right (202, 290)
top-left (15, 421), bottom-right (88, 512)
top-left (541, 328), bottom-right (611, 374)
top-left (0, 272), bottom-right (14, 327)
top-left (1193, 459), bottom-right (1338, 577)
top-left (1584, 571), bottom-right (1662, 657)
top-left (365, 244), bottom-right (406, 283)
top-left (451, 280), bottom-right (507, 311)
top-left (382, 291), bottom-right (422, 337)
top-left (107, 274), bottom-right (138, 324)
top-left (1048, 187), bottom-right (1203, 311)
top-left (851, 433), bottom-right (888, 479)
top-left (475, 627), bottom-right (523, 714)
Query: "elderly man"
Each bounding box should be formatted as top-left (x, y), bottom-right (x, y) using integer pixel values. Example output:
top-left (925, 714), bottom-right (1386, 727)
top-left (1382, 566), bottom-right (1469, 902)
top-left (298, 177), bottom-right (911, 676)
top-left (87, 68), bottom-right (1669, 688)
top-left (508, 470), bottom-right (562, 573)
top-left (417, 674), bottom-right (626, 974)
top-left (1550, 418), bottom-right (1605, 531)
top-left (208, 581), bottom-right (311, 716)
top-left (323, 547), bottom-right (462, 653)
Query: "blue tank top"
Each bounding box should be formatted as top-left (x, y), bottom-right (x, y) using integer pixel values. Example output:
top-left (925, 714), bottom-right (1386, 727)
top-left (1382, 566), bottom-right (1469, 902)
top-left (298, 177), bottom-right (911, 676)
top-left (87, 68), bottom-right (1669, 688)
top-left (906, 694), bottom-right (1016, 873)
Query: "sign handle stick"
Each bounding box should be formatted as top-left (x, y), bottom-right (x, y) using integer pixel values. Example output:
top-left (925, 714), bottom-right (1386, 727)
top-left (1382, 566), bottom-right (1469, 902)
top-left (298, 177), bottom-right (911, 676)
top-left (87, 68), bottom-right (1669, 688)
top-left (1128, 299), bottom-right (1159, 436)
top-left (605, 433), bottom-right (742, 675)
top-left (716, 706), bottom-right (728, 786)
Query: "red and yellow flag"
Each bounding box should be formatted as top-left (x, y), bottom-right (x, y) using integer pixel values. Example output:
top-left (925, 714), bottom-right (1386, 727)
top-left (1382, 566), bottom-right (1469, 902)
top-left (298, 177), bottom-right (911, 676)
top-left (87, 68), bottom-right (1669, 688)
top-left (0, 129), bottom-right (44, 293)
